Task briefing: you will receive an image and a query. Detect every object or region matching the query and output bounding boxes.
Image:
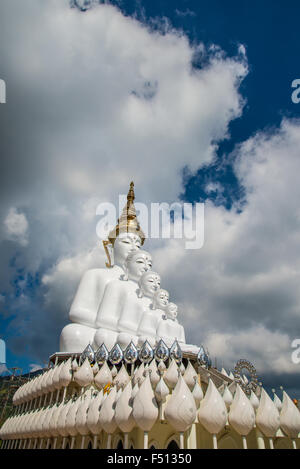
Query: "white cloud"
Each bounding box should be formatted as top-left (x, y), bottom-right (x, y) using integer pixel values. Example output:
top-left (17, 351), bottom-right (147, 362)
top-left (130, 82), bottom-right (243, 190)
top-left (3, 207), bottom-right (29, 246)
top-left (29, 363), bottom-right (43, 373)
top-left (0, 0), bottom-right (247, 203)
top-left (42, 246), bottom-right (105, 317)
top-left (0, 0), bottom-right (247, 347)
top-left (205, 327), bottom-right (296, 375)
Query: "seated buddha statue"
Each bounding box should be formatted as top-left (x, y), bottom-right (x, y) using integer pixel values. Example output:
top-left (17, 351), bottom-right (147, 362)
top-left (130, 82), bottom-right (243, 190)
top-left (115, 269), bottom-right (161, 349)
top-left (93, 249), bottom-right (152, 350)
top-left (59, 182), bottom-right (198, 355)
top-left (59, 182), bottom-right (146, 352)
top-left (137, 288), bottom-right (169, 348)
top-left (156, 302), bottom-right (186, 346)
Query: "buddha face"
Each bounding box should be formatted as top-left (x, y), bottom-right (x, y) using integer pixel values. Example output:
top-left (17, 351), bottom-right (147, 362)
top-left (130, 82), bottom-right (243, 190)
top-left (166, 302), bottom-right (178, 320)
top-left (114, 232), bottom-right (141, 267)
top-left (153, 289), bottom-right (169, 310)
top-left (139, 271), bottom-right (161, 298)
top-left (126, 250), bottom-right (152, 282)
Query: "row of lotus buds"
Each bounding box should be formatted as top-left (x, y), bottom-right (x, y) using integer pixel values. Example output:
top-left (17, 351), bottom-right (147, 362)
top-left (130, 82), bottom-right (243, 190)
top-left (3, 356), bottom-right (300, 449)
top-left (12, 340), bottom-right (210, 406)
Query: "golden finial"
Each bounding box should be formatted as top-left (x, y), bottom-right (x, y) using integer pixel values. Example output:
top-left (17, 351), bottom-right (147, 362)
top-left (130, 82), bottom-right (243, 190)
top-left (127, 181), bottom-right (135, 202)
top-left (102, 181), bottom-right (146, 267)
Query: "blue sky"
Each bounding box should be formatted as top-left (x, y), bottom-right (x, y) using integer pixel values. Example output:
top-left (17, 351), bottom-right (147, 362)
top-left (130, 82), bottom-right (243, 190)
top-left (0, 0), bottom-right (300, 396)
top-left (114, 0), bottom-right (300, 205)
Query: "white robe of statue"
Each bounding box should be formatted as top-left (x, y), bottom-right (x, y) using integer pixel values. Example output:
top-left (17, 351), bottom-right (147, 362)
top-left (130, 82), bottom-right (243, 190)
top-left (59, 232), bottom-right (141, 352)
top-left (93, 250), bottom-right (152, 350)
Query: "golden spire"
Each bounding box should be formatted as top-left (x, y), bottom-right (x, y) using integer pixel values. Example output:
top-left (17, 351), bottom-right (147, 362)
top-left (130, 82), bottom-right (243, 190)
top-left (107, 181), bottom-right (145, 246)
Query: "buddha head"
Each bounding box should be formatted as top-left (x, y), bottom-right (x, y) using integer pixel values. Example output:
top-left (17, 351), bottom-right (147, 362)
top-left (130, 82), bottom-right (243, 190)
top-left (138, 271), bottom-right (161, 298)
top-left (165, 302), bottom-right (178, 321)
top-left (124, 249), bottom-right (152, 282)
top-left (153, 289), bottom-right (169, 311)
top-left (113, 232), bottom-right (142, 267)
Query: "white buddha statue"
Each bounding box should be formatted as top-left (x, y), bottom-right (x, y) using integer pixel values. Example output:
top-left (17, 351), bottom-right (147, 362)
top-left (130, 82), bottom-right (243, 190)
top-left (93, 249), bottom-right (152, 350)
top-left (59, 181), bottom-right (198, 355)
top-left (116, 269), bottom-right (160, 349)
top-left (156, 302), bottom-right (186, 346)
top-left (137, 270), bottom-right (161, 300)
top-left (137, 288), bottom-right (169, 348)
top-left (59, 182), bottom-right (146, 352)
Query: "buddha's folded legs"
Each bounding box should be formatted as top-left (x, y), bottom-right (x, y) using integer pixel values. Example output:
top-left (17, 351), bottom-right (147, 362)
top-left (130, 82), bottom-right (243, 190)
top-left (59, 323), bottom-right (96, 353)
top-left (138, 335), bottom-right (156, 348)
top-left (117, 332), bottom-right (139, 350)
top-left (93, 327), bottom-right (118, 351)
